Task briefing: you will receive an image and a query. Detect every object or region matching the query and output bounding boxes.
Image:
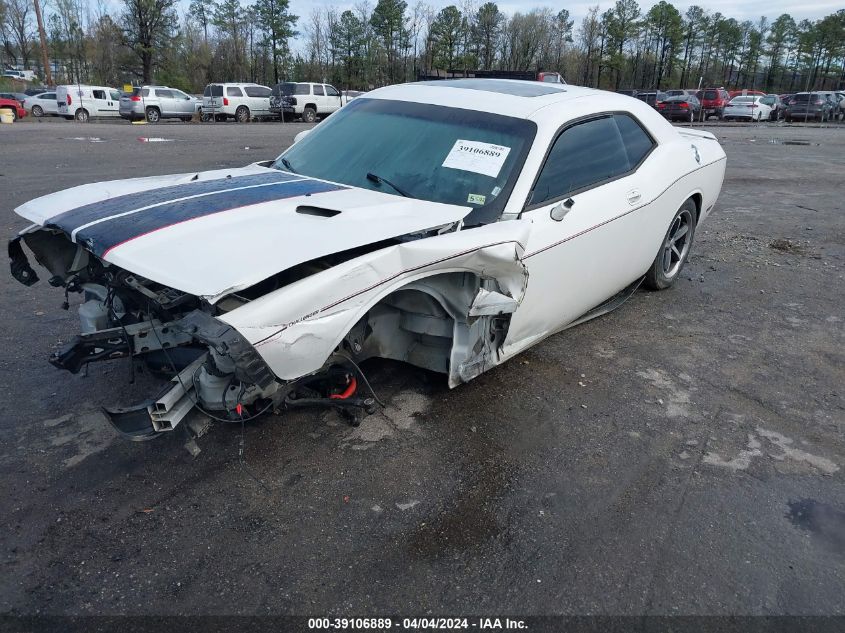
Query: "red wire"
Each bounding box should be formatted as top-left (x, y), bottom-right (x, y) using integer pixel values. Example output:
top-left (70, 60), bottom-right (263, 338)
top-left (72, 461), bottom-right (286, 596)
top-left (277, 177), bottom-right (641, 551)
top-left (330, 376), bottom-right (357, 400)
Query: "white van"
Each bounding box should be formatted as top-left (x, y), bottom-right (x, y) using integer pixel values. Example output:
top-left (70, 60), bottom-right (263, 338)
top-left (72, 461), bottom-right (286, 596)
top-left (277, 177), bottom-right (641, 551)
top-left (56, 85), bottom-right (123, 122)
top-left (202, 83), bottom-right (272, 122)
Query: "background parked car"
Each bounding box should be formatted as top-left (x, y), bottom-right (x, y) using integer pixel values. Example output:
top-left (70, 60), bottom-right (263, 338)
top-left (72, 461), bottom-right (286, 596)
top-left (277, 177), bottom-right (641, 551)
top-left (635, 91), bottom-right (668, 108)
top-left (23, 92), bottom-right (58, 117)
top-left (664, 89), bottom-right (698, 98)
top-left (119, 86), bottom-right (200, 122)
top-left (697, 87), bottom-right (731, 119)
top-left (784, 92), bottom-right (834, 122)
top-left (728, 89), bottom-right (766, 99)
top-left (760, 94), bottom-right (784, 121)
top-left (657, 94), bottom-right (701, 121)
top-left (202, 83), bottom-right (272, 122)
top-left (0, 96), bottom-right (26, 121)
top-left (270, 82), bottom-right (342, 122)
top-left (723, 95), bottom-right (772, 121)
top-left (0, 91), bottom-right (28, 106)
top-left (616, 89), bottom-right (639, 97)
top-left (56, 84), bottom-right (122, 121)
top-left (816, 91), bottom-right (841, 120)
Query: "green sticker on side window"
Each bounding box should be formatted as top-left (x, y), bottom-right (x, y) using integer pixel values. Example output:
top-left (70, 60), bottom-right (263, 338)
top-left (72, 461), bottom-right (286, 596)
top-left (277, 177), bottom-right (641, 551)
top-left (467, 193), bottom-right (486, 205)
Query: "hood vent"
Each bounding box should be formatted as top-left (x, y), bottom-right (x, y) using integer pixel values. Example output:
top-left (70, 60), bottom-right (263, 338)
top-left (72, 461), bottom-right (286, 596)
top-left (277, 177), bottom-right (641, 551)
top-left (296, 206), bottom-right (341, 218)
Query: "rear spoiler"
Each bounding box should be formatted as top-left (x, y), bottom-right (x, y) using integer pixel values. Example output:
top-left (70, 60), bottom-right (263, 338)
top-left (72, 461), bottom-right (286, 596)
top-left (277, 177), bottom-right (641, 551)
top-left (678, 129), bottom-right (718, 142)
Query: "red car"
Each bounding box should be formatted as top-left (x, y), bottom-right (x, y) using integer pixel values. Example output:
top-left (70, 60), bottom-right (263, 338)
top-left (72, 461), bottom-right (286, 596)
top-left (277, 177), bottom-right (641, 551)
top-left (0, 97), bottom-right (26, 121)
top-left (728, 89), bottom-right (766, 99)
top-left (696, 87), bottom-right (731, 120)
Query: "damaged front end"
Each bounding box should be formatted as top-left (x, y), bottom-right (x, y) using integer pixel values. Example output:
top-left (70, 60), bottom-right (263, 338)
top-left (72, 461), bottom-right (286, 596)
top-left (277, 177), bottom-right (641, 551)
top-left (10, 227), bottom-right (374, 441)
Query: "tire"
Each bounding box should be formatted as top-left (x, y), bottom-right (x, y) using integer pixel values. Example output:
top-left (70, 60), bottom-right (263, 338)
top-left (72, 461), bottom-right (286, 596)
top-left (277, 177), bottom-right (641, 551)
top-left (75, 108), bottom-right (89, 122)
top-left (235, 106), bottom-right (250, 123)
top-left (145, 107), bottom-right (160, 123)
top-left (688, 109), bottom-right (694, 123)
top-left (32, 105), bottom-right (44, 117)
top-left (644, 199), bottom-right (697, 291)
top-left (302, 106), bottom-right (316, 123)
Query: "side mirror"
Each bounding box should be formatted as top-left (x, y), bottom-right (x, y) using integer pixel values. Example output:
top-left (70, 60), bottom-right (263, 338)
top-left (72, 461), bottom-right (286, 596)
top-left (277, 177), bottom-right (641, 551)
top-left (550, 198), bottom-right (574, 221)
top-left (293, 129), bottom-right (311, 144)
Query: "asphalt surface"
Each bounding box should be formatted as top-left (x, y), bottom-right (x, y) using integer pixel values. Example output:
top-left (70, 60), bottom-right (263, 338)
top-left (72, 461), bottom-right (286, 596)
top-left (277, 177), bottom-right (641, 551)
top-left (0, 117), bottom-right (843, 618)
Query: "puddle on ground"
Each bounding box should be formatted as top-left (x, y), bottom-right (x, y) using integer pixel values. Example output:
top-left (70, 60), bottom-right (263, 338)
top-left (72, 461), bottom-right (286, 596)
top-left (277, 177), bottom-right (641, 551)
top-left (786, 499), bottom-right (845, 554)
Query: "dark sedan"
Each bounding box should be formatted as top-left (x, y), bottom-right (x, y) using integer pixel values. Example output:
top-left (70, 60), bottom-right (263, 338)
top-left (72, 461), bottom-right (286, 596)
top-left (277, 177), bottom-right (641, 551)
top-left (785, 92), bottom-right (834, 122)
top-left (657, 95), bottom-right (701, 122)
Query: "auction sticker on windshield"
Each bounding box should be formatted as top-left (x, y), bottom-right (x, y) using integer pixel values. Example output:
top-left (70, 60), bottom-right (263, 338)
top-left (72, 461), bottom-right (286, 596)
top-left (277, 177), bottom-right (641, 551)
top-left (442, 140), bottom-right (511, 178)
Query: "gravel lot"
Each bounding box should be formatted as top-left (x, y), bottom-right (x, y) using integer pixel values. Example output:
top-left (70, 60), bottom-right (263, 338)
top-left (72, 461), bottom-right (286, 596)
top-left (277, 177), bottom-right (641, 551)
top-left (0, 118), bottom-right (843, 618)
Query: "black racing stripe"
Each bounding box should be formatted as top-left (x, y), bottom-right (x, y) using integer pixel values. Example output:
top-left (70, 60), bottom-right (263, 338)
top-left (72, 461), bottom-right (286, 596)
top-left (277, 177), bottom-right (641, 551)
top-left (47, 171), bottom-right (299, 233)
top-left (77, 179), bottom-right (345, 257)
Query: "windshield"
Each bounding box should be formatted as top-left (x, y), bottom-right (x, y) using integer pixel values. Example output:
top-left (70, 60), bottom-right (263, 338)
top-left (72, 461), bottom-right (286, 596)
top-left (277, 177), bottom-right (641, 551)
top-left (273, 98), bottom-right (536, 223)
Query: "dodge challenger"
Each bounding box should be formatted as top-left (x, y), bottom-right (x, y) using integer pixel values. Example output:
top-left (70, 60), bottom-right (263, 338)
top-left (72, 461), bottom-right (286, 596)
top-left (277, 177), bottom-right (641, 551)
top-left (8, 79), bottom-right (726, 440)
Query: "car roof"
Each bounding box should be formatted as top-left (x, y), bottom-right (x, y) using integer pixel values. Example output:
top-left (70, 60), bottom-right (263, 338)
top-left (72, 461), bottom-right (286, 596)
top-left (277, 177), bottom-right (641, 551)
top-left (363, 80), bottom-right (607, 119)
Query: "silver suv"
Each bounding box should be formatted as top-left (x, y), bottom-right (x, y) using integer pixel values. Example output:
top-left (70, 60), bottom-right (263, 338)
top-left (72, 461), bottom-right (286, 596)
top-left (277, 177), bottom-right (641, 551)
top-left (119, 86), bottom-right (202, 123)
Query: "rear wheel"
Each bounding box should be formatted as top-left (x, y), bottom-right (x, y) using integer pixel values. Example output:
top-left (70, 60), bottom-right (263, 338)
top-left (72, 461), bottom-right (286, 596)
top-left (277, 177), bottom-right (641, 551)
top-left (302, 106), bottom-right (316, 123)
top-left (644, 199), bottom-right (696, 291)
top-left (32, 105), bottom-right (44, 117)
top-left (235, 105), bottom-right (250, 123)
top-left (145, 107), bottom-right (160, 123)
top-left (75, 108), bottom-right (89, 122)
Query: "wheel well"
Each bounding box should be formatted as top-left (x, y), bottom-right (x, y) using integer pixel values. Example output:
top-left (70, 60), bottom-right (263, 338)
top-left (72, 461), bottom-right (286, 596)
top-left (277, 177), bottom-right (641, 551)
top-left (340, 272), bottom-right (512, 386)
top-left (304, 103), bottom-right (316, 111)
top-left (689, 193), bottom-right (702, 224)
top-left (146, 105), bottom-right (159, 111)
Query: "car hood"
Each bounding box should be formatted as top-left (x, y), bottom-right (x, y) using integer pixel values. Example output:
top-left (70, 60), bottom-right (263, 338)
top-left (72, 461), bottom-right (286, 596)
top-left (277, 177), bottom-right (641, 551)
top-left (15, 165), bottom-right (472, 302)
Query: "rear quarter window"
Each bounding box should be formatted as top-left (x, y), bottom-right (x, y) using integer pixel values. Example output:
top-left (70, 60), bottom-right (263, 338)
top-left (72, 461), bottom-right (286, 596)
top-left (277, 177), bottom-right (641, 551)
top-left (294, 84), bottom-right (310, 95)
top-left (227, 87), bottom-right (244, 97)
top-left (614, 114), bottom-right (655, 168)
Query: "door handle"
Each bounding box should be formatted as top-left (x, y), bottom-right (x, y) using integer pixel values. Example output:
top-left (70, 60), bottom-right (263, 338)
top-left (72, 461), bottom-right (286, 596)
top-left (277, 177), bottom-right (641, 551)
top-left (626, 189), bottom-right (642, 205)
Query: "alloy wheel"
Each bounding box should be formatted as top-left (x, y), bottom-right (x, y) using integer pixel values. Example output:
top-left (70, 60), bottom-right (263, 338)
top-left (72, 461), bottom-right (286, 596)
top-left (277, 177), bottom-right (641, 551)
top-left (661, 209), bottom-right (693, 278)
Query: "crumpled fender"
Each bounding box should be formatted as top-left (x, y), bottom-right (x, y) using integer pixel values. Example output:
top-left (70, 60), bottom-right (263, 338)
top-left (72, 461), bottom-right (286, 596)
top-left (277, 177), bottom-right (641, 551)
top-left (219, 219), bottom-right (533, 381)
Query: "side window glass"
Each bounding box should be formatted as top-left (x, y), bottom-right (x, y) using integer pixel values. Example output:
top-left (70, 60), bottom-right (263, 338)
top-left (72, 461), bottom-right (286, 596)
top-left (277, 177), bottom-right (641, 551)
top-left (325, 85), bottom-right (339, 97)
top-left (614, 114), bottom-right (655, 169)
top-left (156, 89), bottom-right (173, 99)
top-left (295, 84), bottom-right (310, 95)
top-left (313, 85), bottom-right (325, 96)
top-left (530, 116), bottom-right (630, 206)
top-left (244, 86), bottom-right (271, 97)
top-left (227, 86), bottom-right (243, 97)
top-left (93, 90), bottom-right (106, 100)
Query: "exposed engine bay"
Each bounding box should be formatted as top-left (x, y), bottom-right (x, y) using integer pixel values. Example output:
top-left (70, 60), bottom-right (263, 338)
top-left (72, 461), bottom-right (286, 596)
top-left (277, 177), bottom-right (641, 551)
top-left (10, 219), bottom-right (527, 444)
top-left (10, 227), bottom-right (396, 440)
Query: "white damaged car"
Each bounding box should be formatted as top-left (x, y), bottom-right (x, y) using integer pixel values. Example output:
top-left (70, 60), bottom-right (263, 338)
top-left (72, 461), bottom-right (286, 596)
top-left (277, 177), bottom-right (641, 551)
top-left (8, 79), bottom-right (726, 440)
